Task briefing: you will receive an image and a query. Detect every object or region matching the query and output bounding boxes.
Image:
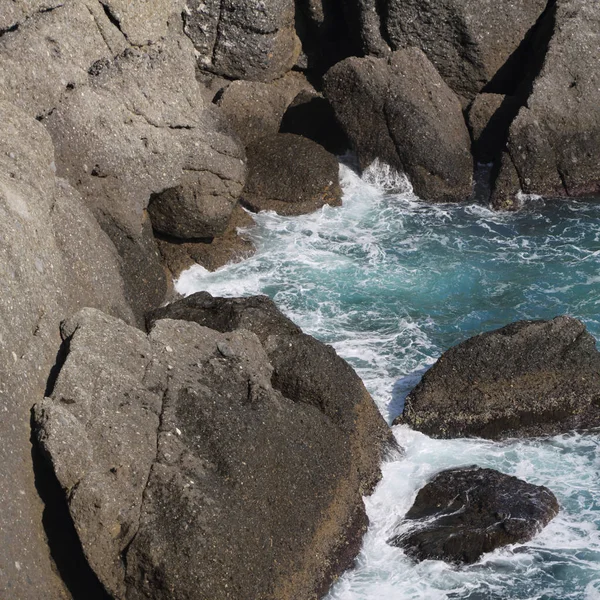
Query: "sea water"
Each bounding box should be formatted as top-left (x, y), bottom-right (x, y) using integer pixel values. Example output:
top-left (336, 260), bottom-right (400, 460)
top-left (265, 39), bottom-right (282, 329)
top-left (177, 162), bottom-right (600, 600)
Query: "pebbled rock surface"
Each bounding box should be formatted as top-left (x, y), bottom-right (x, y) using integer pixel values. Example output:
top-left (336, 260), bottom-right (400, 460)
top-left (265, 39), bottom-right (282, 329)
top-left (384, 0), bottom-right (548, 100)
top-left (503, 0), bottom-right (600, 201)
top-left (34, 300), bottom-right (394, 599)
top-left (242, 133), bottom-right (342, 215)
top-left (389, 466), bottom-right (559, 564)
top-left (183, 0), bottom-right (301, 81)
top-left (324, 49), bottom-right (473, 203)
top-left (0, 101), bottom-right (132, 599)
top-left (396, 316), bottom-right (600, 439)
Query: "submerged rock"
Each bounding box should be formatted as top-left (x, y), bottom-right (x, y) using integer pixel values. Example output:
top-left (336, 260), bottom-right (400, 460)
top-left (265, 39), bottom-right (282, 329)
top-left (395, 316), bottom-right (600, 439)
top-left (34, 298), bottom-right (395, 599)
top-left (389, 466), bottom-right (559, 564)
top-left (242, 133), bottom-right (342, 215)
top-left (324, 49), bottom-right (472, 203)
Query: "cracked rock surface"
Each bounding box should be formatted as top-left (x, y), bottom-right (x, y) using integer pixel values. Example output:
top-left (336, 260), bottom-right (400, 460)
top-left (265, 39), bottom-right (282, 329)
top-left (34, 297), bottom-right (395, 599)
top-left (389, 467), bottom-right (559, 564)
top-left (395, 316), bottom-right (600, 439)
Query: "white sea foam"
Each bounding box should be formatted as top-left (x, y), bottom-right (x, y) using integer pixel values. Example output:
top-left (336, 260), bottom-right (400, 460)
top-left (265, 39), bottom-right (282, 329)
top-left (176, 159), bottom-right (600, 599)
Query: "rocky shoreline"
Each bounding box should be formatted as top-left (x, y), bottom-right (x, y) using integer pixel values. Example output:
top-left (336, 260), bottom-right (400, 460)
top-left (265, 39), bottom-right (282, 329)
top-left (1, 0), bottom-right (599, 598)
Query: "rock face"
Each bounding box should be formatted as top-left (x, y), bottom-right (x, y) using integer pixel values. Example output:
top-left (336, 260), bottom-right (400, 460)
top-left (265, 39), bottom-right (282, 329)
top-left (396, 317), bottom-right (600, 439)
top-left (34, 299), bottom-right (395, 599)
top-left (0, 100), bottom-right (133, 599)
top-left (389, 467), bottom-right (559, 564)
top-left (499, 0), bottom-right (600, 203)
top-left (243, 133), bottom-right (343, 215)
top-left (324, 49), bottom-right (473, 202)
top-left (183, 0), bottom-right (301, 81)
top-left (384, 0), bottom-right (549, 100)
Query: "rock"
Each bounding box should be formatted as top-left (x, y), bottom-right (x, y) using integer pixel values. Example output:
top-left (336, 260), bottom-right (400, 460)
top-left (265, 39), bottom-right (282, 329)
top-left (44, 36), bottom-right (246, 317)
top-left (242, 133), bottom-right (342, 215)
top-left (34, 301), bottom-right (394, 599)
top-left (280, 90), bottom-right (350, 155)
top-left (468, 94), bottom-right (520, 164)
top-left (0, 100), bottom-right (132, 599)
top-left (157, 204), bottom-right (256, 277)
top-left (389, 467), bottom-right (559, 564)
top-left (395, 316), bottom-right (600, 439)
top-left (183, 0), bottom-right (301, 81)
top-left (344, 0), bottom-right (390, 57)
top-left (324, 49), bottom-right (473, 203)
top-left (216, 73), bottom-right (313, 146)
top-left (504, 0), bottom-right (600, 199)
top-left (490, 152), bottom-right (524, 211)
top-left (384, 0), bottom-right (548, 100)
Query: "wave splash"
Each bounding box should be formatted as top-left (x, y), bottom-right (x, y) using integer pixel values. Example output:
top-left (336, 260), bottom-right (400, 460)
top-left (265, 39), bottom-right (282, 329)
top-left (177, 160), bottom-right (600, 599)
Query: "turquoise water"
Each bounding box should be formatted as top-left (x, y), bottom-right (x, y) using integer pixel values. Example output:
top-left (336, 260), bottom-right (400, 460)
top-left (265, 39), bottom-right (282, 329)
top-left (178, 162), bottom-right (600, 600)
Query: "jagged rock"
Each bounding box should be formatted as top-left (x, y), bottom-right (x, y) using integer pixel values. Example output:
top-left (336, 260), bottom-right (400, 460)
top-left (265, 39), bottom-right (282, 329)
top-left (157, 204), bottom-right (256, 277)
top-left (324, 49), bottom-right (472, 203)
top-left (242, 133), bottom-right (342, 215)
top-left (34, 300), bottom-right (394, 599)
top-left (384, 0), bottom-right (549, 101)
top-left (216, 73), bottom-right (313, 146)
top-left (44, 36), bottom-right (246, 316)
top-left (280, 90), bottom-right (350, 155)
top-left (504, 0), bottom-right (600, 200)
top-left (490, 153), bottom-right (524, 211)
top-left (395, 317), bottom-right (600, 439)
top-left (0, 101), bottom-right (132, 599)
top-left (389, 467), bottom-right (559, 564)
top-left (344, 0), bottom-right (390, 57)
top-left (183, 0), bottom-right (301, 81)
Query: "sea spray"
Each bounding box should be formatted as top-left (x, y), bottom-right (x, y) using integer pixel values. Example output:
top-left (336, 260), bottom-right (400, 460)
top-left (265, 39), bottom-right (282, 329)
top-left (177, 161), bottom-right (600, 599)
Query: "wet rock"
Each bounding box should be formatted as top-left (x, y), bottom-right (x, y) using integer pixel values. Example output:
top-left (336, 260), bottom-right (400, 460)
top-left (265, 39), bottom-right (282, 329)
top-left (324, 49), bottom-right (472, 203)
top-left (216, 74), bottom-right (313, 146)
top-left (156, 204), bottom-right (256, 277)
top-left (396, 316), bottom-right (600, 439)
top-left (384, 0), bottom-right (548, 100)
top-left (242, 133), bottom-right (342, 215)
top-left (504, 0), bottom-right (600, 200)
top-left (389, 467), bottom-right (559, 564)
top-left (183, 0), bottom-right (301, 82)
top-left (34, 301), bottom-right (394, 599)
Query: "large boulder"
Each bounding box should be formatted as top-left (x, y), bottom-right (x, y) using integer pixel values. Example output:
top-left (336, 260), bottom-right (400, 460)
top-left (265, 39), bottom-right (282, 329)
top-left (216, 74), bottom-right (313, 146)
top-left (324, 49), bottom-right (473, 203)
top-left (242, 133), bottom-right (342, 215)
top-left (0, 101), bottom-right (132, 599)
top-left (183, 0), bottom-right (301, 81)
top-left (395, 317), bottom-right (600, 439)
top-left (389, 467), bottom-right (559, 564)
top-left (384, 0), bottom-right (549, 101)
top-left (496, 0), bottom-right (600, 204)
top-left (34, 300), bottom-right (394, 599)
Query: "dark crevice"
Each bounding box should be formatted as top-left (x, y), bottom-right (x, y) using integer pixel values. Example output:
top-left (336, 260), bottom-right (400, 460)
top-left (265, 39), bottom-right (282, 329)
top-left (31, 414), bottom-right (112, 600)
top-left (100, 1), bottom-right (124, 35)
top-left (44, 333), bottom-right (72, 398)
top-left (0, 23), bottom-right (19, 39)
top-left (474, 0), bottom-right (557, 204)
top-left (152, 228), bottom-right (213, 245)
top-left (557, 167), bottom-right (570, 196)
top-left (375, 0), bottom-right (393, 51)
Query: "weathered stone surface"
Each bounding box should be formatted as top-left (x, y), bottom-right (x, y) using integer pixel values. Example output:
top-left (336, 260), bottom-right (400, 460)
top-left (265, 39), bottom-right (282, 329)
top-left (0, 101), bottom-right (132, 599)
top-left (43, 35), bottom-right (245, 315)
top-left (216, 74), bottom-right (313, 146)
top-left (324, 49), bottom-right (473, 203)
top-left (243, 133), bottom-right (342, 215)
top-left (183, 0), bottom-right (301, 81)
top-left (490, 152), bottom-right (524, 211)
top-left (389, 467), bottom-right (559, 564)
top-left (384, 0), bottom-right (548, 100)
top-left (505, 0), bottom-right (600, 200)
top-left (34, 299), bottom-right (394, 599)
top-left (395, 317), bottom-right (600, 439)
top-left (157, 204), bottom-right (256, 276)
